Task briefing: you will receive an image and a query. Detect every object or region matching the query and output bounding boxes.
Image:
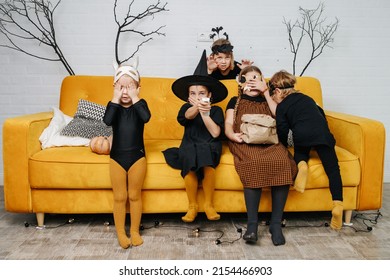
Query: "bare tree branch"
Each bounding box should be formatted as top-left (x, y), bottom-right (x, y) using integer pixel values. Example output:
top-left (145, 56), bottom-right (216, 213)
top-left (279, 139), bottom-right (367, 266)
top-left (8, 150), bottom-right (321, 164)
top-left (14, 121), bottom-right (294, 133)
top-left (0, 0), bottom-right (74, 75)
top-left (283, 2), bottom-right (339, 76)
top-left (113, 0), bottom-right (169, 65)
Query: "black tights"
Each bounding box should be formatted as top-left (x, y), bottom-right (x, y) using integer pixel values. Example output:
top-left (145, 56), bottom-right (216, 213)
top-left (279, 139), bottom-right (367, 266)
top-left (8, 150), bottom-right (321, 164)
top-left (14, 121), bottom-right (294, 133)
top-left (294, 145), bottom-right (343, 201)
top-left (244, 185), bottom-right (289, 245)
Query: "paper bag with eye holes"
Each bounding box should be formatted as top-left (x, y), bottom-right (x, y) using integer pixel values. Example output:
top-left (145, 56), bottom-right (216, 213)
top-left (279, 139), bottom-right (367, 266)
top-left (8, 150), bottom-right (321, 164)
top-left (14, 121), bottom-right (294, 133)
top-left (240, 114), bottom-right (279, 144)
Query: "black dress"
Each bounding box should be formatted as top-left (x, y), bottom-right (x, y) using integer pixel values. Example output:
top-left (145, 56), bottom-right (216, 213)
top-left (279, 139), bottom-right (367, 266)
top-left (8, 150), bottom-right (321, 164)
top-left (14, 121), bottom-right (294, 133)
top-left (163, 102), bottom-right (225, 180)
top-left (227, 95), bottom-right (297, 188)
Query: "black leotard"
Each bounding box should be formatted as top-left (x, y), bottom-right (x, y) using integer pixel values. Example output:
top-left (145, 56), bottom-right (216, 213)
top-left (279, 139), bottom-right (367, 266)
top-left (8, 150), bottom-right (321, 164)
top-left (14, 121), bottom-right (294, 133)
top-left (103, 100), bottom-right (151, 171)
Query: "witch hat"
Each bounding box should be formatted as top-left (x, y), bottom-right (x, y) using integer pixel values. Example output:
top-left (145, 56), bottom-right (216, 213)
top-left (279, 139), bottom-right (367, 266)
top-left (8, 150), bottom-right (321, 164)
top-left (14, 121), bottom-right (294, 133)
top-left (171, 50), bottom-right (228, 104)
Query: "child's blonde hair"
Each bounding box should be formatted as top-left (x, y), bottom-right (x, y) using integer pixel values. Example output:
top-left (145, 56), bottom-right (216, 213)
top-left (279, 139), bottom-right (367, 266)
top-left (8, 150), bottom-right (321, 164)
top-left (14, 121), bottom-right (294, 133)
top-left (211, 38), bottom-right (235, 71)
top-left (269, 70), bottom-right (297, 99)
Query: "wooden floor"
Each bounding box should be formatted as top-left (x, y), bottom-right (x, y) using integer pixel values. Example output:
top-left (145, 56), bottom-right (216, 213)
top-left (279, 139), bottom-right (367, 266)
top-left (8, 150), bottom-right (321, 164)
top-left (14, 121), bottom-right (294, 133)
top-left (0, 184), bottom-right (389, 260)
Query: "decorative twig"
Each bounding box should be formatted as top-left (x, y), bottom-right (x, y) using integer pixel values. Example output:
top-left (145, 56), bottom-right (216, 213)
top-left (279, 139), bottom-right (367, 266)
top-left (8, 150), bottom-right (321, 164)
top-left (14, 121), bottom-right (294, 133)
top-left (113, 0), bottom-right (168, 65)
top-left (283, 2), bottom-right (339, 76)
top-left (0, 0), bottom-right (75, 75)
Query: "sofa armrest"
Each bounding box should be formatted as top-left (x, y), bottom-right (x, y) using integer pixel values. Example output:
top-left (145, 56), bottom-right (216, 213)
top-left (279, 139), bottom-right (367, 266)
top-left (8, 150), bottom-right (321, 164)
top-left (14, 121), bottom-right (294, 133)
top-left (2, 112), bottom-right (53, 212)
top-left (325, 110), bottom-right (386, 210)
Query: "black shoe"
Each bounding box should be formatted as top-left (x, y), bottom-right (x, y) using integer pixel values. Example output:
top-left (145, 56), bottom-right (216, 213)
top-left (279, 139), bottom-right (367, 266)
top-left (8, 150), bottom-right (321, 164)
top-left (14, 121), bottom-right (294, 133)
top-left (269, 224), bottom-right (286, 246)
top-left (243, 231), bottom-right (258, 243)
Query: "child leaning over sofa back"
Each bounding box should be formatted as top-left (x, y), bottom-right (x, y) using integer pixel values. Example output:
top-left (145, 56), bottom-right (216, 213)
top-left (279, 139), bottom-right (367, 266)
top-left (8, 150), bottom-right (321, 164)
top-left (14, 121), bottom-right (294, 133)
top-left (268, 70), bottom-right (344, 230)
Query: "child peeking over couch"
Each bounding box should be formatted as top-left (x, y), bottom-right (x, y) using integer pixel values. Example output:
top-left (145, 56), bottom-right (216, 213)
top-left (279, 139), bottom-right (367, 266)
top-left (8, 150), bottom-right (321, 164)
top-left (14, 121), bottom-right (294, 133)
top-left (207, 38), bottom-right (253, 80)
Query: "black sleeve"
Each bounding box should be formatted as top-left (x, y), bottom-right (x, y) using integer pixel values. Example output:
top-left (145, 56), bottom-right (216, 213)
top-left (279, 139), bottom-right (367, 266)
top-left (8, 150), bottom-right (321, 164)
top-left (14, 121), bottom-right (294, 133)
top-left (211, 106), bottom-right (225, 130)
top-left (177, 103), bottom-right (192, 126)
top-left (317, 105), bottom-right (327, 119)
top-left (226, 97), bottom-right (238, 111)
top-left (103, 101), bottom-right (120, 126)
top-left (133, 99), bottom-right (151, 123)
top-left (275, 106), bottom-right (290, 147)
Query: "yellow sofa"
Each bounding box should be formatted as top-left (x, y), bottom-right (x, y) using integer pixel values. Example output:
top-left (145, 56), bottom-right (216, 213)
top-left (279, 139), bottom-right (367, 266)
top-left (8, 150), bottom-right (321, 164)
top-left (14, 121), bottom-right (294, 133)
top-left (2, 76), bottom-right (386, 227)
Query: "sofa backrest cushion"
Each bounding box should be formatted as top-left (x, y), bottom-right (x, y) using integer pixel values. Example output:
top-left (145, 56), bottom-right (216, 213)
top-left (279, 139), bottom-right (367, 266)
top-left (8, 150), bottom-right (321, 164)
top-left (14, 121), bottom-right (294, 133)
top-left (59, 76), bottom-right (323, 140)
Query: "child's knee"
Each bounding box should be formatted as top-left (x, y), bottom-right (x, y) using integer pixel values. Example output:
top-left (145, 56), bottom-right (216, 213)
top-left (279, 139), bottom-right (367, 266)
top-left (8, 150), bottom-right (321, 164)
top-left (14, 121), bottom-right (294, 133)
top-left (128, 188), bottom-right (141, 202)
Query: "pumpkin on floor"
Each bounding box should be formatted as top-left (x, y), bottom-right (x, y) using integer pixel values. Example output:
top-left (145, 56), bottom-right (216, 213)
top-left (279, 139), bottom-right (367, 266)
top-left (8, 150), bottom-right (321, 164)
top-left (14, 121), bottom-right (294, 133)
top-left (90, 135), bottom-right (112, 155)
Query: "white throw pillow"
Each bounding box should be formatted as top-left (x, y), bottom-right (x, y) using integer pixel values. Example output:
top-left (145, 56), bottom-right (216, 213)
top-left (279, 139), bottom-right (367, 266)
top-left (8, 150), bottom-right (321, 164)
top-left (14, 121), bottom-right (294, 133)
top-left (39, 107), bottom-right (90, 149)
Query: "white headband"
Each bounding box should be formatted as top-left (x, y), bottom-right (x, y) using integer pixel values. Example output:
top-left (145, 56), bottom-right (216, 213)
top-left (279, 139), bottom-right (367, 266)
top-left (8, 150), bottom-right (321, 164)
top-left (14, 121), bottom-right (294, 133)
top-left (113, 57), bottom-right (140, 83)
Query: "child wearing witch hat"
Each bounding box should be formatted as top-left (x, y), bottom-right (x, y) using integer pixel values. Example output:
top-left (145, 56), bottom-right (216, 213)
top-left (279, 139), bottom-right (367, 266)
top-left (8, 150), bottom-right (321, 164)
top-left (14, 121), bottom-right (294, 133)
top-left (163, 50), bottom-right (228, 222)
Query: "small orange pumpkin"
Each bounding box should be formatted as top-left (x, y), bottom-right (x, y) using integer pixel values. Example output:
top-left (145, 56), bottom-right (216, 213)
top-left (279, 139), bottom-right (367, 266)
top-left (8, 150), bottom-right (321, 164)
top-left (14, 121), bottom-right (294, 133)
top-left (90, 135), bottom-right (112, 155)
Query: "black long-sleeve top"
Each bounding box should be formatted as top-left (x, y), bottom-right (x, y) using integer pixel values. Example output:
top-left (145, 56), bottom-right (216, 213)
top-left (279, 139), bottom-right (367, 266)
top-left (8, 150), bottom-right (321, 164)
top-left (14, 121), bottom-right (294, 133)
top-left (275, 92), bottom-right (335, 148)
top-left (103, 100), bottom-right (151, 162)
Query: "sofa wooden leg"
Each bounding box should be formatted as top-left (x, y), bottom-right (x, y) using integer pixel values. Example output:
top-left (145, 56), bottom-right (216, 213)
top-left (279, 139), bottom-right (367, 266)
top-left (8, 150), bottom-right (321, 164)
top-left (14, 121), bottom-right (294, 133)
top-left (36, 213), bottom-right (45, 228)
top-left (343, 210), bottom-right (353, 226)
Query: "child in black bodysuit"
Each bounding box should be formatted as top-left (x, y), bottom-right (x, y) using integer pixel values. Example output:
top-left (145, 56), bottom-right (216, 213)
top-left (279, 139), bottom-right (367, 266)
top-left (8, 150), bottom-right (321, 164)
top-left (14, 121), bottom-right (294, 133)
top-left (103, 60), bottom-right (151, 248)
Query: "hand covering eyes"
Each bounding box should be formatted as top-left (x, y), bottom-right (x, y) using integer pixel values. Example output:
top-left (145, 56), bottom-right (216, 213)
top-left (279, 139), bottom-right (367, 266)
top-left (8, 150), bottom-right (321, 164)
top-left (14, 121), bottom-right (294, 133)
top-left (237, 75), bottom-right (260, 84)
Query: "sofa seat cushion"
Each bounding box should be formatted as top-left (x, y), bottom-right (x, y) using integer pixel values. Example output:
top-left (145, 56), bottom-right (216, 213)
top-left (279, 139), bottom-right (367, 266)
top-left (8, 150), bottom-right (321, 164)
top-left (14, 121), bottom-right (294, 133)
top-left (29, 140), bottom-right (185, 190)
top-left (297, 146), bottom-right (360, 189)
top-left (143, 140), bottom-right (184, 190)
top-left (30, 146), bottom-right (111, 189)
top-left (29, 140), bottom-right (360, 191)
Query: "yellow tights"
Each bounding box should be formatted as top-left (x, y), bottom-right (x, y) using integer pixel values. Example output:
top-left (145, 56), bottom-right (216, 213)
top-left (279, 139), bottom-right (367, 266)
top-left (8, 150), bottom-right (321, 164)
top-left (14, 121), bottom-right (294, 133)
top-left (109, 158), bottom-right (146, 248)
top-left (294, 161), bottom-right (308, 193)
top-left (330, 200), bottom-right (343, 230)
top-left (182, 167), bottom-right (220, 222)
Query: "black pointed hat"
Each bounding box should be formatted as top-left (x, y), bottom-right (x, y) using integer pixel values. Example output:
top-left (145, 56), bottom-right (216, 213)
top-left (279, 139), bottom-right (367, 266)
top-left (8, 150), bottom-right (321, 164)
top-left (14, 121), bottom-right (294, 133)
top-left (171, 50), bottom-right (228, 104)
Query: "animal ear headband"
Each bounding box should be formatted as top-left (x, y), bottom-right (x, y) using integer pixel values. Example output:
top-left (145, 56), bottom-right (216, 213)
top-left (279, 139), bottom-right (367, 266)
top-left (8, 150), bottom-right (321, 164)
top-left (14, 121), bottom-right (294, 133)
top-left (211, 43), bottom-right (233, 54)
top-left (113, 57), bottom-right (140, 84)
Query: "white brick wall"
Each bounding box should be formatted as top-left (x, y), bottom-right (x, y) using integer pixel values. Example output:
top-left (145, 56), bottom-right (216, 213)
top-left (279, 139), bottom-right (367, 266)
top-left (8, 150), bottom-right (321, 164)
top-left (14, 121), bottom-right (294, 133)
top-left (1, 0), bottom-right (389, 184)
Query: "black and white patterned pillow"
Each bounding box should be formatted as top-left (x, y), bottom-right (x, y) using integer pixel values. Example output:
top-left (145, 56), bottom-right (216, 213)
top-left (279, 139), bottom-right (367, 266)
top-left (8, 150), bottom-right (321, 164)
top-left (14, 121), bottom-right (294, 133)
top-left (60, 99), bottom-right (112, 139)
top-left (74, 99), bottom-right (106, 121)
top-left (61, 118), bottom-right (112, 139)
